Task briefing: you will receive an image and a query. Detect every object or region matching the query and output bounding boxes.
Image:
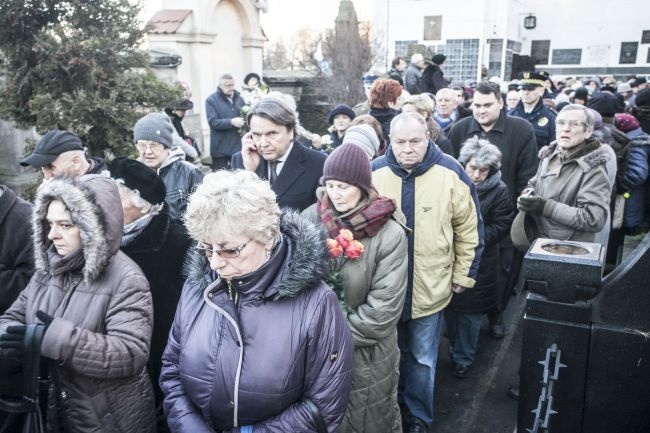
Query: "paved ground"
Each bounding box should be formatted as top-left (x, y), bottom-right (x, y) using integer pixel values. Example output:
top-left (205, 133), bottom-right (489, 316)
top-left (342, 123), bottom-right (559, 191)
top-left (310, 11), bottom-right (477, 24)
top-left (431, 293), bottom-right (524, 433)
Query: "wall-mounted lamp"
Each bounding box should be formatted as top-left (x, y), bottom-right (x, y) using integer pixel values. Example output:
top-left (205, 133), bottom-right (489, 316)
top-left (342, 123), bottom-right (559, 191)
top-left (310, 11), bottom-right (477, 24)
top-left (523, 14), bottom-right (537, 30)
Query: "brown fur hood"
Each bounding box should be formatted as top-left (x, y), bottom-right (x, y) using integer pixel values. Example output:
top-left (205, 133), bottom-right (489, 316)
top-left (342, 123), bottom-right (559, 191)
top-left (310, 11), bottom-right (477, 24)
top-left (33, 175), bottom-right (123, 282)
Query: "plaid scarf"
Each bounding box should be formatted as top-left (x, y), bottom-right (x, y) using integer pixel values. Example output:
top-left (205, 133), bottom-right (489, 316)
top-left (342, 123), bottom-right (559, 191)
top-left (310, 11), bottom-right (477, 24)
top-left (318, 189), bottom-right (397, 240)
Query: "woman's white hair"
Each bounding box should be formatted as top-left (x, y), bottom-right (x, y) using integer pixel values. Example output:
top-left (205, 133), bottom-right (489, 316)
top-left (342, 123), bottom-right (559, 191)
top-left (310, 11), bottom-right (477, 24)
top-left (114, 180), bottom-right (163, 215)
top-left (184, 170), bottom-right (281, 244)
top-left (458, 136), bottom-right (502, 170)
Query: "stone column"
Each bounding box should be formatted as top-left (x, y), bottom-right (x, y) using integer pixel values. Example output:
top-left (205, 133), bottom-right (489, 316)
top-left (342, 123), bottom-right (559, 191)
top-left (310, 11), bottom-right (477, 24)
top-left (0, 120), bottom-right (40, 195)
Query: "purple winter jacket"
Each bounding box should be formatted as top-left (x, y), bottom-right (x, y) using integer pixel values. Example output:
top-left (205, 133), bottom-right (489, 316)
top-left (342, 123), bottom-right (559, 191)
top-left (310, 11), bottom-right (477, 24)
top-left (160, 211), bottom-right (354, 433)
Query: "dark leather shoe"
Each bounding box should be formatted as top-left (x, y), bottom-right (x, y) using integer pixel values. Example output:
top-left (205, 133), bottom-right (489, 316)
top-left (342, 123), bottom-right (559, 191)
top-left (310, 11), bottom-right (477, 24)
top-left (453, 363), bottom-right (470, 379)
top-left (489, 322), bottom-right (506, 339)
top-left (408, 417), bottom-right (428, 433)
top-left (507, 385), bottom-right (519, 400)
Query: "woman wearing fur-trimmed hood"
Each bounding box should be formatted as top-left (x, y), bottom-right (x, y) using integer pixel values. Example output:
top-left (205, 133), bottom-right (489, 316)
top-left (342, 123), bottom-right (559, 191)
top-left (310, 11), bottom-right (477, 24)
top-left (160, 170), bottom-right (353, 433)
top-left (0, 174), bottom-right (156, 433)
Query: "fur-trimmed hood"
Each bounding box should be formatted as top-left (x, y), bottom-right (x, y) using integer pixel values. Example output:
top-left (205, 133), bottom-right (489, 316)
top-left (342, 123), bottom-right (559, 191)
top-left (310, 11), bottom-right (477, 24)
top-left (538, 137), bottom-right (610, 171)
top-left (184, 209), bottom-right (329, 300)
top-left (33, 175), bottom-right (123, 282)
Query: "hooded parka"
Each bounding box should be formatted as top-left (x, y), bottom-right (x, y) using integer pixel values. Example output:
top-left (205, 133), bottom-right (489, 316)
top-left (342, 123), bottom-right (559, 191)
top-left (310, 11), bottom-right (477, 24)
top-left (0, 175), bottom-right (156, 433)
top-left (160, 211), bottom-right (353, 433)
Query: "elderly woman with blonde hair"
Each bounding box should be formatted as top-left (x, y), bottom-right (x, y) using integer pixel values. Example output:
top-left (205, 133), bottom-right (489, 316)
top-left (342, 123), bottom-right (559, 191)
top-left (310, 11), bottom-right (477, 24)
top-left (160, 170), bottom-right (353, 433)
top-left (401, 93), bottom-right (454, 155)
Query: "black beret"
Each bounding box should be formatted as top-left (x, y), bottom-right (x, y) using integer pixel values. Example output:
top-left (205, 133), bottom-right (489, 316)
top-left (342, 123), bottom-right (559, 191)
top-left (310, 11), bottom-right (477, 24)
top-left (587, 92), bottom-right (625, 117)
top-left (432, 54), bottom-right (447, 65)
top-left (327, 104), bottom-right (356, 125)
top-left (635, 88), bottom-right (650, 108)
top-left (243, 73), bottom-right (261, 85)
top-left (108, 157), bottom-right (166, 205)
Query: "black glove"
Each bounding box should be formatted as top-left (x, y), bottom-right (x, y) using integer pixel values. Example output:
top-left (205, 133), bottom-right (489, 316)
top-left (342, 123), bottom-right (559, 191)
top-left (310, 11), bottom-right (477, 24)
top-left (518, 196), bottom-right (547, 215)
top-left (0, 325), bottom-right (27, 351)
top-left (36, 311), bottom-right (54, 328)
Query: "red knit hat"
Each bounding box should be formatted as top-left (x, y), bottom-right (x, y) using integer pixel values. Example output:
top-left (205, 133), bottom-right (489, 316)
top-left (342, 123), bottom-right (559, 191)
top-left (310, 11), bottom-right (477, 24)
top-left (321, 143), bottom-right (372, 193)
top-left (614, 112), bottom-right (640, 133)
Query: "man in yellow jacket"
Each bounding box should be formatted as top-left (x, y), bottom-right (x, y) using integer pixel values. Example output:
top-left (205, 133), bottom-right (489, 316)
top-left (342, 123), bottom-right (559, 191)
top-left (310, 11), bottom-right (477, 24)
top-left (371, 112), bottom-right (484, 433)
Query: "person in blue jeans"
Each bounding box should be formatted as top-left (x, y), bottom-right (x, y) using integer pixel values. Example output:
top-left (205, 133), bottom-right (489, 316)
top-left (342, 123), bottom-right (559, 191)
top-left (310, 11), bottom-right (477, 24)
top-left (372, 112), bottom-right (484, 432)
top-left (445, 137), bottom-right (515, 378)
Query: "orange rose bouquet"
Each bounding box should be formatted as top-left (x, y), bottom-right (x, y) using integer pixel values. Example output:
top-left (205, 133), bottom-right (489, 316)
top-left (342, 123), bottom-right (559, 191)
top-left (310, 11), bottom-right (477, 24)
top-left (326, 229), bottom-right (365, 313)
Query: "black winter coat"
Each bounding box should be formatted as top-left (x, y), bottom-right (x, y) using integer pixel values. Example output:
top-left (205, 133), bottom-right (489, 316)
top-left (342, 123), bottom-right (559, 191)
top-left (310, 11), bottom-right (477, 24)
top-left (120, 207), bottom-right (192, 407)
top-left (421, 64), bottom-right (446, 95)
top-left (508, 98), bottom-right (557, 150)
top-left (0, 186), bottom-right (33, 314)
top-left (448, 174), bottom-right (514, 313)
top-left (369, 108), bottom-right (401, 143)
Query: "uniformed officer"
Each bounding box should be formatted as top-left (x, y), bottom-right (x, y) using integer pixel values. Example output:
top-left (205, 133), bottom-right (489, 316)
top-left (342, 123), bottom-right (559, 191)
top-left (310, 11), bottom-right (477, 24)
top-left (509, 71), bottom-right (557, 150)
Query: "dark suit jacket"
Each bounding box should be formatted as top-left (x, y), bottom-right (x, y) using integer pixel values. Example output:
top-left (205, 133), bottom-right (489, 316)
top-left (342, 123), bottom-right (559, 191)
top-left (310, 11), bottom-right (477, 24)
top-left (231, 143), bottom-right (327, 211)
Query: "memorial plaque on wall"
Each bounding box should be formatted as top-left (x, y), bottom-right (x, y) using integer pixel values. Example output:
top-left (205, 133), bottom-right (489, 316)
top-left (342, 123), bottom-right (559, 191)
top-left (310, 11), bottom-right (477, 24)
top-left (423, 16), bottom-right (442, 41)
top-left (642, 30), bottom-right (650, 44)
top-left (552, 49), bottom-right (582, 65)
top-left (620, 42), bottom-right (638, 64)
top-left (531, 40), bottom-right (550, 64)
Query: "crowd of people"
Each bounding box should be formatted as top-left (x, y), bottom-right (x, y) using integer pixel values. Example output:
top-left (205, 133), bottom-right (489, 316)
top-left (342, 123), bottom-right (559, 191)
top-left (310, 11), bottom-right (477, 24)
top-left (0, 61), bottom-right (649, 433)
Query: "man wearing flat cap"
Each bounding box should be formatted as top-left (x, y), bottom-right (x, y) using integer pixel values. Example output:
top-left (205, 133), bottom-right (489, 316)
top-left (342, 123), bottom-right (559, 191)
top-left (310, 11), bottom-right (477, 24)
top-left (20, 130), bottom-right (107, 181)
top-left (133, 112), bottom-right (204, 220)
top-left (509, 71), bottom-right (557, 150)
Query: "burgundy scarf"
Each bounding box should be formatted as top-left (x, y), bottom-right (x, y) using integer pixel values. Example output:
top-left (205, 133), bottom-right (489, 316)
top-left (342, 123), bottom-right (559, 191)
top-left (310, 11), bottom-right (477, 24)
top-left (318, 189), bottom-right (397, 240)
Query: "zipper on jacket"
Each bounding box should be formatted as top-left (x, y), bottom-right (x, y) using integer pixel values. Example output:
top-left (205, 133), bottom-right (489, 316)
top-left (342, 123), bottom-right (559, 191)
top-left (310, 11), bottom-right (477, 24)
top-left (56, 275), bottom-right (82, 317)
top-left (203, 283), bottom-right (244, 428)
top-left (227, 280), bottom-right (240, 306)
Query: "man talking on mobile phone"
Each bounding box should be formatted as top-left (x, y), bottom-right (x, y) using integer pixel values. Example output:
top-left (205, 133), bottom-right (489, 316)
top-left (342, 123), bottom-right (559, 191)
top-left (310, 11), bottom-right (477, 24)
top-left (231, 97), bottom-right (327, 211)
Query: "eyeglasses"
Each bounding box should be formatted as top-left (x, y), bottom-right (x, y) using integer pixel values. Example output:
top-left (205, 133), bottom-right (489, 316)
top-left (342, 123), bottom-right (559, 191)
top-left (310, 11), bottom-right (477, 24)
top-left (555, 119), bottom-right (587, 129)
top-left (195, 240), bottom-right (250, 259)
top-left (135, 141), bottom-right (166, 152)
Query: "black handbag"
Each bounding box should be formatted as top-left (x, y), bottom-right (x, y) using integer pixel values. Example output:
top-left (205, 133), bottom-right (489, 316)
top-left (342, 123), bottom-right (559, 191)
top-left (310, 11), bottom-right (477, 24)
top-left (0, 324), bottom-right (47, 433)
top-left (302, 399), bottom-right (328, 433)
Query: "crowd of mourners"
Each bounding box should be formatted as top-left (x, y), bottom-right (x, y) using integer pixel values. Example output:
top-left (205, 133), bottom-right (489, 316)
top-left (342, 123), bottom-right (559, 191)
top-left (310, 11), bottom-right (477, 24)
top-left (1, 53), bottom-right (649, 433)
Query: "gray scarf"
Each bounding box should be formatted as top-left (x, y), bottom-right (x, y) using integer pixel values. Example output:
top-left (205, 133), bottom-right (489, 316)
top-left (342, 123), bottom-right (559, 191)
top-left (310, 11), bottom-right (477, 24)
top-left (121, 212), bottom-right (156, 247)
top-left (475, 170), bottom-right (502, 194)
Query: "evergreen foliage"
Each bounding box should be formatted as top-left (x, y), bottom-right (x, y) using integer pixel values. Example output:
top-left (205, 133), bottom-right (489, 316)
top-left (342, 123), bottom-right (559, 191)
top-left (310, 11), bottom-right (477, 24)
top-left (0, 0), bottom-right (181, 157)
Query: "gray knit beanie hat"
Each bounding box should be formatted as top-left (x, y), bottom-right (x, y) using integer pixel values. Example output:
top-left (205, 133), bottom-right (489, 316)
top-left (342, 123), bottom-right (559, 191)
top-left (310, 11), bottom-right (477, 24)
top-left (133, 112), bottom-right (174, 148)
top-left (343, 124), bottom-right (380, 158)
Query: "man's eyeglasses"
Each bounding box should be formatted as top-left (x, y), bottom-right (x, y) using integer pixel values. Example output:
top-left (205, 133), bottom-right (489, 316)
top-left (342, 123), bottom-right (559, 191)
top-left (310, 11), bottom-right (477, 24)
top-left (135, 141), bottom-right (166, 152)
top-left (555, 119), bottom-right (587, 129)
top-left (195, 240), bottom-right (250, 259)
